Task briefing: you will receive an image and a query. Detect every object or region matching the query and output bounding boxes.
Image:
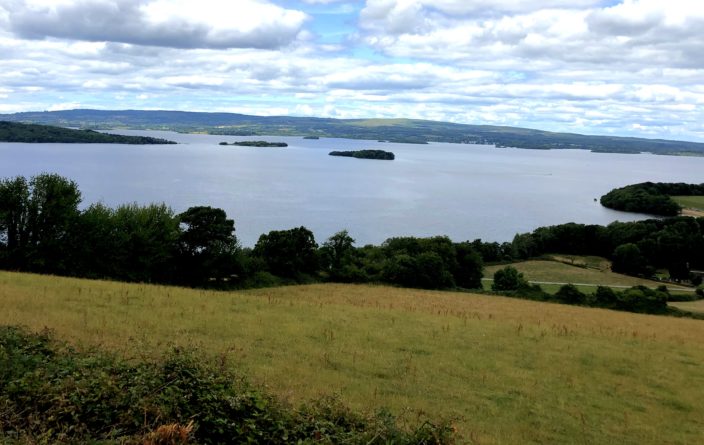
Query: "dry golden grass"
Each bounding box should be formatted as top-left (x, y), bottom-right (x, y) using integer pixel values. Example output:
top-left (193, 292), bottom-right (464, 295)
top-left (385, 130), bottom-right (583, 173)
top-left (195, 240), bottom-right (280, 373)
top-left (669, 299), bottom-right (704, 314)
top-left (2, 271), bottom-right (704, 444)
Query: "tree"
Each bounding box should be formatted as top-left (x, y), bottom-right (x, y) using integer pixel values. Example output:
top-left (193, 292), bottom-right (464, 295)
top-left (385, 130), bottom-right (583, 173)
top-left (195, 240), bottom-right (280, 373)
top-left (320, 230), bottom-right (365, 282)
top-left (415, 251), bottom-right (454, 289)
top-left (321, 230), bottom-right (354, 269)
top-left (67, 203), bottom-right (119, 278)
top-left (26, 174), bottom-right (82, 272)
top-left (611, 243), bottom-right (647, 276)
top-left (492, 266), bottom-right (528, 292)
top-left (177, 206), bottom-right (240, 286)
top-left (253, 226), bottom-right (318, 278)
top-left (593, 286), bottom-right (618, 307)
top-left (0, 174), bottom-right (81, 272)
top-left (454, 242), bottom-right (483, 289)
top-left (0, 176), bottom-right (30, 267)
top-left (110, 203), bottom-right (179, 282)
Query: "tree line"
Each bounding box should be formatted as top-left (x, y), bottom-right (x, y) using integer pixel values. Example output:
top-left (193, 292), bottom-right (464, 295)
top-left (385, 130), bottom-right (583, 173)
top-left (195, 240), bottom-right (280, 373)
top-left (1, 174), bottom-right (702, 302)
top-left (0, 174), bottom-right (483, 290)
top-left (600, 181), bottom-right (704, 216)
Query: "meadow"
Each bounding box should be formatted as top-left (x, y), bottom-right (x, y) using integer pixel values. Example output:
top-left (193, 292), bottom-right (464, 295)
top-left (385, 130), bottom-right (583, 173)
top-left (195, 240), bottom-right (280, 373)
top-left (668, 299), bottom-right (704, 315)
top-left (483, 258), bottom-right (694, 296)
top-left (672, 195), bottom-right (704, 210)
top-left (2, 271), bottom-right (704, 444)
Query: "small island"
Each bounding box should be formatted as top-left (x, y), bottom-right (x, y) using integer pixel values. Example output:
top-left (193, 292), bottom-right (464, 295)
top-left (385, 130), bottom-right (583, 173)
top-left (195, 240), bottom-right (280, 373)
top-left (303, 135), bottom-right (320, 139)
top-left (329, 149), bottom-right (395, 160)
top-left (0, 121), bottom-right (176, 144)
top-left (219, 141), bottom-right (288, 147)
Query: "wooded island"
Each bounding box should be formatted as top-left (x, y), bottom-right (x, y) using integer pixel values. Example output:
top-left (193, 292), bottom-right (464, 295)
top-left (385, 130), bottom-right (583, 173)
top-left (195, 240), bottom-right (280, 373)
top-left (329, 149), bottom-right (395, 160)
top-left (219, 141), bottom-right (288, 147)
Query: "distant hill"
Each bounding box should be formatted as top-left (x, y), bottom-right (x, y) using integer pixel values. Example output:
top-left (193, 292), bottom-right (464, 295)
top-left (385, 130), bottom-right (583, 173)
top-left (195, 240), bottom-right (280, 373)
top-left (0, 121), bottom-right (176, 144)
top-left (2, 109), bottom-right (704, 155)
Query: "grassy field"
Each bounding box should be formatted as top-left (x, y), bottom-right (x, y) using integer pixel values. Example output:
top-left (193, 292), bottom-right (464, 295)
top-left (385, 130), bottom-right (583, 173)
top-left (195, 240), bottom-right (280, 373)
top-left (672, 195), bottom-right (704, 210)
top-left (484, 259), bottom-right (692, 293)
top-left (668, 300), bottom-right (704, 315)
top-left (2, 271), bottom-right (704, 444)
top-left (673, 195), bottom-right (704, 217)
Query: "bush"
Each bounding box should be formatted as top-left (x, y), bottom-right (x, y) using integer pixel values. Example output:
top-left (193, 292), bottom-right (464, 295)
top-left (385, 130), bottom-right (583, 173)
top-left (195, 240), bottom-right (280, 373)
top-left (554, 284), bottom-right (587, 305)
top-left (0, 326), bottom-right (455, 445)
top-left (615, 286), bottom-right (668, 314)
top-left (593, 286), bottom-right (618, 307)
top-left (492, 266), bottom-right (528, 291)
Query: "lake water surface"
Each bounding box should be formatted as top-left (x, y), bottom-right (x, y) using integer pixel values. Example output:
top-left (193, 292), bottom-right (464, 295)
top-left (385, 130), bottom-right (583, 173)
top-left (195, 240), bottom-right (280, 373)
top-left (2, 130), bottom-right (703, 246)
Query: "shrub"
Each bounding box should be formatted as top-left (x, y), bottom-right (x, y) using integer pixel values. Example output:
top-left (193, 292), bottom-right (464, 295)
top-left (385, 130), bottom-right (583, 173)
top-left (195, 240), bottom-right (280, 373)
top-left (0, 326), bottom-right (455, 445)
top-left (554, 284), bottom-right (587, 305)
top-left (593, 286), bottom-right (618, 307)
top-left (492, 266), bottom-right (528, 291)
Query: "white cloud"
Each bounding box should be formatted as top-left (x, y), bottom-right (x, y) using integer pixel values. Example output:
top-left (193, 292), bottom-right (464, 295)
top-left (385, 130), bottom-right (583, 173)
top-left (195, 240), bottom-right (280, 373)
top-left (359, 0), bottom-right (704, 69)
top-left (0, 0), bottom-right (703, 142)
top-left (3, 0), bottom-right (308, 49)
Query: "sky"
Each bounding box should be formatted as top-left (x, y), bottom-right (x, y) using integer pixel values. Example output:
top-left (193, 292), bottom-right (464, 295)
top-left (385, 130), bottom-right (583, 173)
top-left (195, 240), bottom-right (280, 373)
top-left (0, 0), bottom-right (703, 141)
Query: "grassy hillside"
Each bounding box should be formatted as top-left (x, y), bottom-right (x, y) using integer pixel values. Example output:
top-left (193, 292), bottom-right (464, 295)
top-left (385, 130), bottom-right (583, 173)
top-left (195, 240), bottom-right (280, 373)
top-left (484, 259), bottom-right (692, 293)
top-left (669, 300), bottom-right (704, 315)
top-left (1, 271), bottom-right (703, 444)
top-left (4, 109), bottom-right (704, 154)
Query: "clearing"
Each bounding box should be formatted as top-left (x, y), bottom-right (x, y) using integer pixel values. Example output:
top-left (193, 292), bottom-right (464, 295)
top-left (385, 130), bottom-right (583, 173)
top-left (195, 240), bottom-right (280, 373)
top-left (673, 195), bottom-right (704, 217)
top-left (483, 258), bottom-right (693, 295)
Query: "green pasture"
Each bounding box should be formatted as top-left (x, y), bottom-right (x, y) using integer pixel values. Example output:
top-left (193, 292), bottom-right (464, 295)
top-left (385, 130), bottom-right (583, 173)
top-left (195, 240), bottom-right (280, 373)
top-left (1, 271), bottom-right (703, 444)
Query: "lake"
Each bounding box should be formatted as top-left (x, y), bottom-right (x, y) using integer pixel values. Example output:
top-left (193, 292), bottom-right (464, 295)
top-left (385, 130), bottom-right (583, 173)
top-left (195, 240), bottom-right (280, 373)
top-left (2, 130), bottom-right (703, 247)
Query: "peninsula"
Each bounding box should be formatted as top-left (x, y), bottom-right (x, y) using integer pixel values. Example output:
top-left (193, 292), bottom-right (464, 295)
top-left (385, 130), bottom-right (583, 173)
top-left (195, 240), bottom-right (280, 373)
top-left (0, 121), bottom-right (176, 144)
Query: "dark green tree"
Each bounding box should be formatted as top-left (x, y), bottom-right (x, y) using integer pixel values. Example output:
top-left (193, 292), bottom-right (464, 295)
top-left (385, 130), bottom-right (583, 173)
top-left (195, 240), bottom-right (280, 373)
top-left (111, 203), bottom-right (179, 282)
top-left (321, 230), bottom-right (354, 269)
top-left (492, 266), bottom-right (528, 292)
top-left (0, 176), bottom-right (30, 267)
top-left (67, 203), bottom-right (119, 278)
top-left (611, 243), bottom-right (648, 276)
top-left (0, 174), bottom-right (81, 272)
top-left (454, 242), bottom-right (483, 289)
top-left (177, 206), bottom-right (240, 286)
top-left (253, 226), bottom-right (318, 278)
top-left (554, 284), bottom-right (586, 305)
top-left (593, 286), bottom-right (618, 307)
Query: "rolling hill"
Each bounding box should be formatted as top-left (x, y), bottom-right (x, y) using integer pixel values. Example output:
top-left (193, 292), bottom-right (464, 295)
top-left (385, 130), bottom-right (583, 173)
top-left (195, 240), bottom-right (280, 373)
top-left (3, 109), bottom-right (704, 155)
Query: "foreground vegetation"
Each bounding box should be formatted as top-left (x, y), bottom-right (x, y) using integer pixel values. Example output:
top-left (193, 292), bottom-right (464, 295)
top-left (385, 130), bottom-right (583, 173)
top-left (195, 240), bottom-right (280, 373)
top-left (5, 109), bottom-right (704, 155)
top-left (0, 121), bottom-right (176, 144)
top-left (0, 325), bottom-right (451, 445)
top-left (1, 272), bottom-right (703, 444)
